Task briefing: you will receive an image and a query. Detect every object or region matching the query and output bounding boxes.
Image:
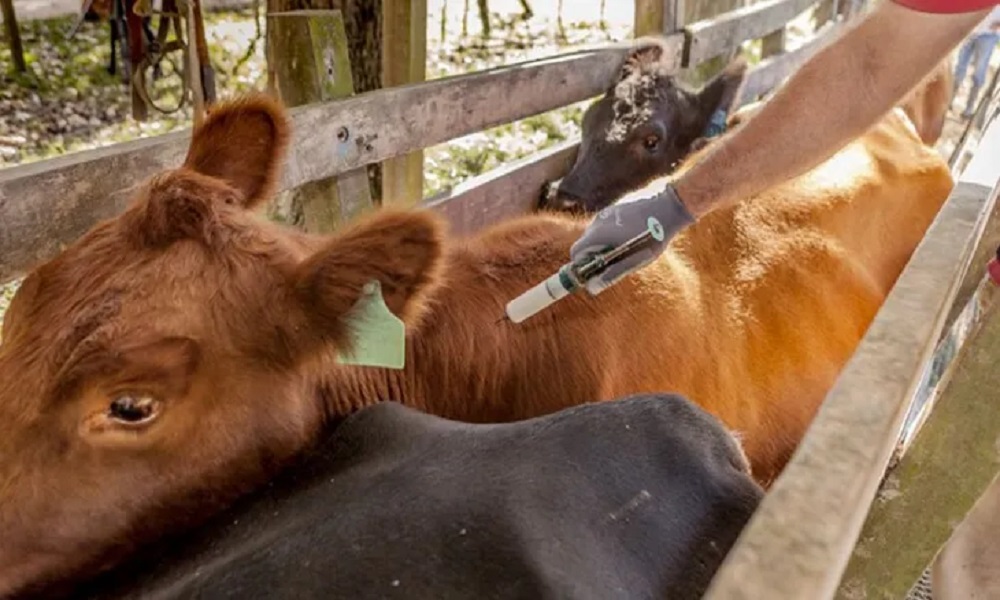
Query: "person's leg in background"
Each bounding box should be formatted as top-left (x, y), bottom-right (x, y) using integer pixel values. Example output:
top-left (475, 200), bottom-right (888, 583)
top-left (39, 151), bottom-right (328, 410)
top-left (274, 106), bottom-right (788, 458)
top-left (963, 33), bottom-right (1000, 118)
top-left (954, 34), bottom-right (978, 99)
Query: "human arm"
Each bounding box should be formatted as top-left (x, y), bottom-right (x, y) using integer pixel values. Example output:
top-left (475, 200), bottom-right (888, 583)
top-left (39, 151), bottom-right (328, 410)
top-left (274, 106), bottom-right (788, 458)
top-left (674, 1), bottom-right (986, 216)
top-left (571, 0), bottom-right (988, 295)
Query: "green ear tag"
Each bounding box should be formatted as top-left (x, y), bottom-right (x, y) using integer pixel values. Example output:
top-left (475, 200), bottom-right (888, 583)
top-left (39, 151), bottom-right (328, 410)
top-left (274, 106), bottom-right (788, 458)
top-left (336, 280), bottom-right (406, 370)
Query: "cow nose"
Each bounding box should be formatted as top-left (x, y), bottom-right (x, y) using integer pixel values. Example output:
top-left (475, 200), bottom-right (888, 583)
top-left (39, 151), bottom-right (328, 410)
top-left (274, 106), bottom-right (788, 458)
top-left (546, 184), bottom-right (587, 214)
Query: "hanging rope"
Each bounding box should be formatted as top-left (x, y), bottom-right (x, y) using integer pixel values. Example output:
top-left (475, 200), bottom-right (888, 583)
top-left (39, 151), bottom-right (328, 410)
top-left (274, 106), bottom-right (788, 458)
top-left (125, 0), bottom-right (212, 119)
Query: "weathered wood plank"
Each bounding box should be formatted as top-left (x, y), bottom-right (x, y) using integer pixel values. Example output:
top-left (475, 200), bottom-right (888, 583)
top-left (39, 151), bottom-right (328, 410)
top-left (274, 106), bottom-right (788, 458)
top-left (281, 39), bottom-right (675, 186)
top-left (423, 138), bottom-right (579, 236)
top-left (686, 0), bottom-right (820, 65)
top-left (737, 21), bottom-right (839, 104)
top-left (837, 274), bottom-right (1000, 600)
top-left (0, 39), bottom-right (685, 285)
top-left (703, 116), bottom-right (1000, 600)
top-left (381, 0), bottom-right (427, 206)
top-left (0, 133), bottom-right (191, 281)
top-left (940, 202), bottom-right (1000, 348)
top-left (633, 0), bottom-right (663, 37)
top-left (267, 9), bottom-right (374, 232)
top-left (941, 96), bottom-right (1000, 335)
top-left (634, 0), bottom-right (686, 36)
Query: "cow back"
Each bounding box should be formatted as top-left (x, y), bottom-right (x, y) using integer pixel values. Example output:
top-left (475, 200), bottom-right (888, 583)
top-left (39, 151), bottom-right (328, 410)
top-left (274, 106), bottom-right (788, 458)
top-left (72, 395), bottom-right (762, 600)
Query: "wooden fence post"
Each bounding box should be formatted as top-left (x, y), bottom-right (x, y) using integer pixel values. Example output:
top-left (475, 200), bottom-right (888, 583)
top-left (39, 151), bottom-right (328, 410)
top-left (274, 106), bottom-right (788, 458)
top-left (837, 276), bottom-right (1000, 599)
top-left (1, 0), bottom-right (25, 73)
top-left (761, 27), bottom-right (786, 60)
top-left (381, 0), bottom-right (427, 207)
top-left (761, 0), bottom-right (790, 64)
top-left (634, 0), bottom-right (685, 37)
top-left (267, 9), bottom-right (373, 232)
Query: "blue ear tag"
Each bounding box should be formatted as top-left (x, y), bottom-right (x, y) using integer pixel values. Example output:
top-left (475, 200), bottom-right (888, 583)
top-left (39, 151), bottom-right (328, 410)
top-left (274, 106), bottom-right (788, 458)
top-left (647, 217), bottom-right (665, 242)
top-left (702, 108), bottom-right (729, 139)
top-left (336, 280), bottom-right (406, 370)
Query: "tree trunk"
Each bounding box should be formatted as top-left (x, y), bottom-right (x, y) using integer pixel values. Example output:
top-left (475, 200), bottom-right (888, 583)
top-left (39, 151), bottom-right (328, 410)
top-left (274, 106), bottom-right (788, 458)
top-left (439, 0), bottom-right (447, 45)
top-left (517, 0), bottom-right (531, 19)
top-left (267, 0), bottom-right (383, 201)
top-left (476, 0), bottom-right (489, 38)
top-left (1, 0), bottom-right (26, 73)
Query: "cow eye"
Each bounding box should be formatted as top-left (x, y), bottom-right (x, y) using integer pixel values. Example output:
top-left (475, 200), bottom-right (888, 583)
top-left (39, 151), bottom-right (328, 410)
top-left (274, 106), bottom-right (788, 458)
top-left (108, 394), bottom-right (160, 424)
top-left (643, 134), bottom-right (661, 151)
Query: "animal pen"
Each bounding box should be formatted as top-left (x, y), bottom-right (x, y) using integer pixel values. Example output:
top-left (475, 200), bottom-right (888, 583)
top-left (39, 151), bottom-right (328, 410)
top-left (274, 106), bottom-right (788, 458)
top-left (2, 0), bottom-right (1000, 597)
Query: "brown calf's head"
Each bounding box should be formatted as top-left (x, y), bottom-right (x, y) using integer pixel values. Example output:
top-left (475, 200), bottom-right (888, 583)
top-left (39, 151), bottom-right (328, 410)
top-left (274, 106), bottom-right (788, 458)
top-left (545, 38), bottom-right (746, 214)
top-left (0, 94), bottom-right (444, 596)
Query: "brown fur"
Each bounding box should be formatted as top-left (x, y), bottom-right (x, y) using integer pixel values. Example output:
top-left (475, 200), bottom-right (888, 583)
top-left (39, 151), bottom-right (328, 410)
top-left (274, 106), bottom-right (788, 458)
top-left (0, 91), bottom-right (954, 595)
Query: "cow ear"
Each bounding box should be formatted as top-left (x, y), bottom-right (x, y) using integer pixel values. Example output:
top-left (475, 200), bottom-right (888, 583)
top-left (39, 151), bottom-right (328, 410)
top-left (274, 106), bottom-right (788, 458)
top-left (618, 36), bottom-right (674, 83)
top-left (183, 93), bottom-right (290, 209)
top-left (132, 173), bottom-right (224, 248)
top-left (699, 57), bottom-right (747, 114)
top-left (690, 57), bottom-right (747, 130)
top-left (293, 209), bottom-right (445, 349)
top-left (677, 57), bottom-right (748, 150)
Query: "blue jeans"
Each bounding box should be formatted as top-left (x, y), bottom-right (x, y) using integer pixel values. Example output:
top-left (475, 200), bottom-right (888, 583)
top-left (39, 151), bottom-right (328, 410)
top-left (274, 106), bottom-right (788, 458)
top-left (954, 32), bottom-right (1000, 114)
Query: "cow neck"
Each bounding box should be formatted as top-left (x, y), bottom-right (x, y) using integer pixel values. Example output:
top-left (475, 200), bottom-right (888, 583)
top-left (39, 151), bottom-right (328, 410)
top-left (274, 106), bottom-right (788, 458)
top-left (318, 359), bottom-right (420, 423)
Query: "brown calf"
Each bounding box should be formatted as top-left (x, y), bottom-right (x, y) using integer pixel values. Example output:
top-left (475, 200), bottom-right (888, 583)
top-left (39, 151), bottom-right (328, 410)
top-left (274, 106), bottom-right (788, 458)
top-left (0, 91), bottom-right (952, 595)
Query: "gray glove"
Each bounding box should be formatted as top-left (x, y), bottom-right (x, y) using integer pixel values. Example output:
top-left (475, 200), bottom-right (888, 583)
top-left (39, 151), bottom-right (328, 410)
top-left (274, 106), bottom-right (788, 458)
top-left (569, 184), bottom-right (695, 295)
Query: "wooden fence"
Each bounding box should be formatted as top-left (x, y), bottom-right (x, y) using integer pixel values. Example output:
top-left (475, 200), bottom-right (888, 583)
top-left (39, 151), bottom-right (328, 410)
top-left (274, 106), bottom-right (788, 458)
top-left (705, 80), bottom-right (1000, 599)
top-left (5, 0), bottom-right (997, 597)
top-left (0, 0), bottom-right (839, 285)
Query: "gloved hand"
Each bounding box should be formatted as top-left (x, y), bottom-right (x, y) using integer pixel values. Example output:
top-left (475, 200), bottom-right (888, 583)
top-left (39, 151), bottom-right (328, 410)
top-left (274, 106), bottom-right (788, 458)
top-left (569, 183), bottom-right (695, 295)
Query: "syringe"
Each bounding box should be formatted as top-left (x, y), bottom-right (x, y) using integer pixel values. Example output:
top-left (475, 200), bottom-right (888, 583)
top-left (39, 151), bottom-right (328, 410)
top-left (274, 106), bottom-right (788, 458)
top-left (502, 216), bottom-right (666, 324)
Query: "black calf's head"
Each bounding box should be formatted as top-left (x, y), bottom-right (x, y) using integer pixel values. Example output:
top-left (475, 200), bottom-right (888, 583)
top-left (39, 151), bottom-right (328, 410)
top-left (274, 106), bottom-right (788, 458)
top-left (545, 38), bottom-right (746, 214)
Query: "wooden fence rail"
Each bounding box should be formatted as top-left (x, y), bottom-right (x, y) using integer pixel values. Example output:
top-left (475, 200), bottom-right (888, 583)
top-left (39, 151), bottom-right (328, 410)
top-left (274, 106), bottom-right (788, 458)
top-left (0, 41), bottom-right (680, 285)
top-left (686, 0), bottom-right (820, 65)
top-left (424, 138), bottom-right (580, 236)
top-left (836, 94), bottom-right (1000, 599)
top-left (736, 19), bottom-right (838, 104)
top-left (703, 106), bottom-right (1000, 600)
top-left (0, 1), bottom-right (839, 286)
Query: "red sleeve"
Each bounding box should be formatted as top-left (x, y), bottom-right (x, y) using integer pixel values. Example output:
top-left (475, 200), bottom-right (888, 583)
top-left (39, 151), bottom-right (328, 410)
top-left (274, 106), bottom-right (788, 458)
top-left (893, 0), bottom-right (998, 13)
